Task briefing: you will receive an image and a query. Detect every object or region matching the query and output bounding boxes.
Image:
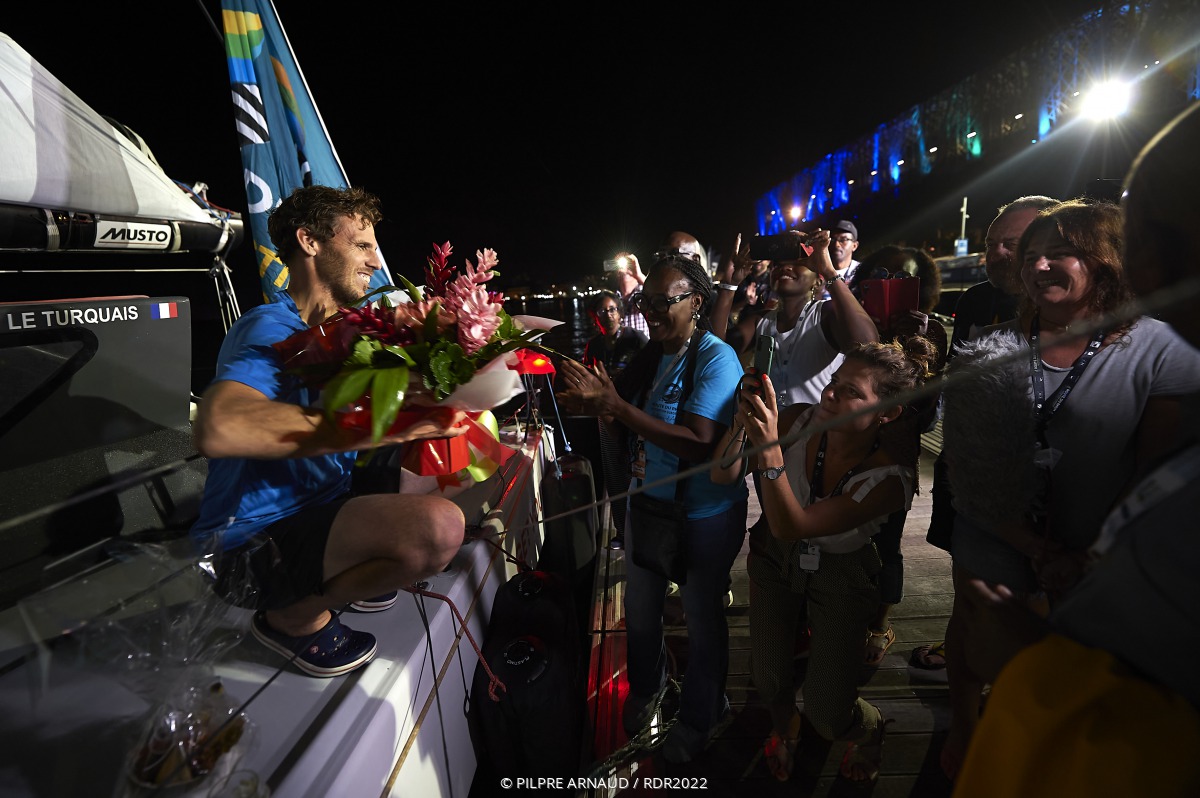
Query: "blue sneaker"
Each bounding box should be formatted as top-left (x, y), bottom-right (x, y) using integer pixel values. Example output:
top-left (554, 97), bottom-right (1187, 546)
top-left (350, 591), bottom-right (399, 612)
top-left (251, 611), bottom-right (377, 678)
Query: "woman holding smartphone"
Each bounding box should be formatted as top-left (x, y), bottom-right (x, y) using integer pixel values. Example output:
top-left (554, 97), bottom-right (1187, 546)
top-left (711, 339), bottom-right (937, 783)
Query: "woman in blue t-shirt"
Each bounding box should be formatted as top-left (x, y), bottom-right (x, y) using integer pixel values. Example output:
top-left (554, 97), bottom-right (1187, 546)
top-left (557, 251), bottom-right (747, 763)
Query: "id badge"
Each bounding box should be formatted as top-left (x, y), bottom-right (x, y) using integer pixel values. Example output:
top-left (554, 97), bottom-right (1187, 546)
top-left (797, 542), bottom-right (821, 572)
top-left (631, 437), bottom-right (646, 480)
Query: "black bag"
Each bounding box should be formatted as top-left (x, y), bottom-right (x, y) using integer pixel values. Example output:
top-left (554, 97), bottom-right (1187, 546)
top-left (625, 331), bottom-right (700, 584)
top-left (628, 491), bottom-right (689, 584)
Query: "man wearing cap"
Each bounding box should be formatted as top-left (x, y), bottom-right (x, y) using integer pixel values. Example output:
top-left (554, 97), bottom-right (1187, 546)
top-left (830, 220), bottom-right (861, 283)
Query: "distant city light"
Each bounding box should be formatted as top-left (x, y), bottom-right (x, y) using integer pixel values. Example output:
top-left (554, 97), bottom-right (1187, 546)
top-left (1080, 79), bottom-right (1133, 120)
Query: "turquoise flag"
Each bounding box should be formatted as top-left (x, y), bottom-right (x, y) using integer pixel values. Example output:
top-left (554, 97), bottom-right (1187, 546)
top-left (221, 0), bottom-right (392, 303)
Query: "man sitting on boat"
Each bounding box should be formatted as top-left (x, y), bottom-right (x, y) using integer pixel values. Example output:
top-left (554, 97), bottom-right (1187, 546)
top-left (190, 185), bottom-right (468, 678)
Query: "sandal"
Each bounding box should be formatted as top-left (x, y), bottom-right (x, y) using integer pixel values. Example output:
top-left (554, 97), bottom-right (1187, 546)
top-left (839, 716), bottom-right (893, 783)
top-left (763, 710), bottom-right (802, 782)
top-left (910, 641), bottom-right (946, 669)
top-left (864, 626), bottom-right (895, 666)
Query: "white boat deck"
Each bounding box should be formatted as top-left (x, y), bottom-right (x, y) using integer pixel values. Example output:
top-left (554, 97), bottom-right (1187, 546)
top-left (0, 426), bottom-right (551, 798)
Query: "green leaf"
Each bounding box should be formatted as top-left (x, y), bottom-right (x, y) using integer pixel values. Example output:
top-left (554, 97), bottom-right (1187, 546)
top-left (428, 342), bottom-right (477, 399)
top-left (347, 338), bottom-right (378, 365)
top-left (423, 300), bottom-right (442, 341)
top-left (395, 274), bottom-right (424, 302)
top-left (381, 343), bottom-right (417, 366)
top-left (322, 368), bottom-right (375, 421)
top-left (359, 284), bottom-right (402, 305)
top-left (368, 365), bottom-right (409, 443)
top-left (494, 312), bottom-right (516, 339)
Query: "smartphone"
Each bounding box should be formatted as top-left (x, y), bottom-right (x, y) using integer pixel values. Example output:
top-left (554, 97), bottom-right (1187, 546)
top-left (747, 234), bottom-right (815, 262)
top-left (748, 335), bottom-right (776, 396)
top-left (603, 256), bottom-right (628, 272)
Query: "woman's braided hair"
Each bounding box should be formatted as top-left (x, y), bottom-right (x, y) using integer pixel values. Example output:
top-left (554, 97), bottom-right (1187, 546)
top-left (653, 250), bottom-right (714, 331)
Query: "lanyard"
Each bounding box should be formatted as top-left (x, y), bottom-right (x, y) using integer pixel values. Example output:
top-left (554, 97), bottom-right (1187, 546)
top-left (646, 340), bottom-right (690, 400)
top-left (1029, 314), bottom-right (1106, 440)
top-left (809, 432), bottom-right (881, 498)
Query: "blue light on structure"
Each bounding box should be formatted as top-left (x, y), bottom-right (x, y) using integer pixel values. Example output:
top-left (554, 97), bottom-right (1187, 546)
top-left (871, 131), bottom-right (881, 192)
top-left (1039, 107), bottom-right (1054, 137)
top-left (753, 3), bottom-right (1200, 236)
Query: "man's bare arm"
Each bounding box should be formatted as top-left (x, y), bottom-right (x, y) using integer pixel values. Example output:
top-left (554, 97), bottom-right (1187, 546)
top-left (193, 380), bottom-right (464, 460)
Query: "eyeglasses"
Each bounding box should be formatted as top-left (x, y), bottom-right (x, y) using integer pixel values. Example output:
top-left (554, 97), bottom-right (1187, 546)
top-left (831, 235), bottom-right (856, 245)
top-left (595, 307), bottom-right (620, 315)
top-left (631, 291), bottom-right (694, 314)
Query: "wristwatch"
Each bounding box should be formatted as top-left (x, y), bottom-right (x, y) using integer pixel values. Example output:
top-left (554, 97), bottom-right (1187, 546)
top-left (758, 463), bottom-right (786, 480)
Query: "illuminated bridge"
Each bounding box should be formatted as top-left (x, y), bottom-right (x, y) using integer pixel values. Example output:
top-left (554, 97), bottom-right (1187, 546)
top-left (756, 0), bottom-right (1200, 252)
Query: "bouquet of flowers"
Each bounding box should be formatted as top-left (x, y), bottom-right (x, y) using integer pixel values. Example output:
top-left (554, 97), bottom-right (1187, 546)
top-left (272, 241), bottom-right (555, 479)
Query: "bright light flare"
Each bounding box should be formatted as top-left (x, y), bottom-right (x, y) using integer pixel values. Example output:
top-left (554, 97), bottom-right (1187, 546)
top-left (1080, 80), bottom-right (1133, 120)
top-left (789, 206), bottom-right (803, 221)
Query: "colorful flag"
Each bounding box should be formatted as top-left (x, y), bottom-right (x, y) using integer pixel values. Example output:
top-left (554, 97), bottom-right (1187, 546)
top-left (151, 301), bottom-right (179, 320)
top-left (221, 0), bottom-right (393, 303)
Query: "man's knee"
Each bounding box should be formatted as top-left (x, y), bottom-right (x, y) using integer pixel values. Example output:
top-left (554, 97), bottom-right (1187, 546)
top-left (423, 496), bottom-right (466, 567)
top-left (388, 494), bottom-right (464, 568)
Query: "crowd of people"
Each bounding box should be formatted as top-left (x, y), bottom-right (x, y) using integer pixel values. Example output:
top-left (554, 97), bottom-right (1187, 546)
top-left (189, 102), bottom-right (1200, 790)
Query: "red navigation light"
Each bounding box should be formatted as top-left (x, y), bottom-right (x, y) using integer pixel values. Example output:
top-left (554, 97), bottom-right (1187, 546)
top-left (513, 348), bottom-right (556, 375)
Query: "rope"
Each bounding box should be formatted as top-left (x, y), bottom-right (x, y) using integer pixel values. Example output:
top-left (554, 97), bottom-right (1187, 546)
top-left (402, 583), bottom-right (507, 702)
top-left (584, 678), bottom-right (681, 779)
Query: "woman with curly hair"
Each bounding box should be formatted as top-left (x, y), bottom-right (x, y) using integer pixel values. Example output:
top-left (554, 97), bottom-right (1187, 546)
top-left (712, 337), bottom-right (938, 784)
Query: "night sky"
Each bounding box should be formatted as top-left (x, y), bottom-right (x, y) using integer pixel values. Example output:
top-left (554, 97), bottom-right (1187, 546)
top-left (5, 1), bottom-right (1102, 299)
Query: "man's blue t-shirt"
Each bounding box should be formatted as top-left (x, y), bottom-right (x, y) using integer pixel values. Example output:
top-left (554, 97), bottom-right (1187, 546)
top-left (640, 330), bottom-right (748, 518)
top-left (191, 294), bottom-right (355, 550)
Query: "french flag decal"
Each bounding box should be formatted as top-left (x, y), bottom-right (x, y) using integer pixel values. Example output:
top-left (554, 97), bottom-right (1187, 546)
top-left (151, 302), bottom-right (178, 320)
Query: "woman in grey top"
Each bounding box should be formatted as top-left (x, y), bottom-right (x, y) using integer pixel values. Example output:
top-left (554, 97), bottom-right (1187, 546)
top-left (939, 198), bottom-right (1200, 780)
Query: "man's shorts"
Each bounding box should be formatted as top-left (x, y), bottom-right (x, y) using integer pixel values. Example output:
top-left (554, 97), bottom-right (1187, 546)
top-left (215, 496), bottom-right (352, 611)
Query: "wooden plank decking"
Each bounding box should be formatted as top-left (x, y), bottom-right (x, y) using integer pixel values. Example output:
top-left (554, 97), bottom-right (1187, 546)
top-left (585, 449), bottom-right (954, 798)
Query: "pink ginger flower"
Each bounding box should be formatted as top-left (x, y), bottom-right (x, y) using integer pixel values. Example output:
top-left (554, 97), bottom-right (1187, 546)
top-left (474, 247), bottom-right (499, 277)
top-left (447, 273), bottom-right (503, 355)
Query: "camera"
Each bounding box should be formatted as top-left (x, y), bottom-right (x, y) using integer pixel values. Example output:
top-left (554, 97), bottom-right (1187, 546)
top-left (603, 256), bottom-right (629, 272)
top-left (747, 234), bottom-right (816, 262)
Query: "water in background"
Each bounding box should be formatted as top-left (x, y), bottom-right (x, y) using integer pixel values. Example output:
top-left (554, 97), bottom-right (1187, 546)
top-left (505, 297), bottom-right (594, 361)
